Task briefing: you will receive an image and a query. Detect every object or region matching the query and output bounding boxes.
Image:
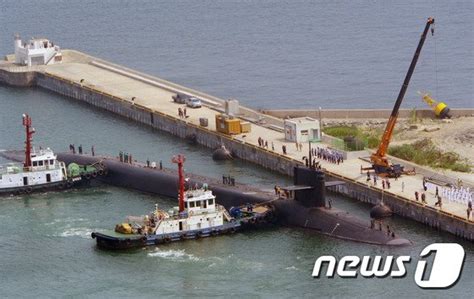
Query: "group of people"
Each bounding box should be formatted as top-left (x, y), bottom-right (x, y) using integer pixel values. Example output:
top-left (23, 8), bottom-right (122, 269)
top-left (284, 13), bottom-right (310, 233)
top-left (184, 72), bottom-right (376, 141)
top-left (313, 147), bottom-right (344, 165)
top-left (257, 137), bottom-right (273, 150)
top-left (366, 172), bottom-right (391, 189)
top-left (119, 151), bottom-right (133, 164)
top-left (439, 186), bottom-right (472, 205)
top-left (69, 144), bottom-right (95, 156)
top-left (440, 186), bottom-right (473, 219)
top-left (295, 142), bottom-right (304, 152)
top-left (178, 107), bottom-right (187, 118)
top-left (274, 185), bottom-right (290, 198)
top-left (222, 175), bottom-right (236, 186)
top-left (414, 191), bottom-right (429, 205)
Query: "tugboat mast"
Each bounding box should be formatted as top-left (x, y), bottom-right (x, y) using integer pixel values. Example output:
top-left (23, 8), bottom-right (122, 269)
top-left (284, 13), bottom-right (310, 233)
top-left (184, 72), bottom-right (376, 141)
top-left (172, 154), bottom-right (186, 212)
top-left (22, 114), bottom-right (35, 168)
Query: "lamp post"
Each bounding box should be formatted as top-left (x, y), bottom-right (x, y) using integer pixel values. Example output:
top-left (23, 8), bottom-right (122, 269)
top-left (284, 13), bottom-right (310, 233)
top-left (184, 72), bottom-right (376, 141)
top-left (318, 107), bottom-right (323, 139)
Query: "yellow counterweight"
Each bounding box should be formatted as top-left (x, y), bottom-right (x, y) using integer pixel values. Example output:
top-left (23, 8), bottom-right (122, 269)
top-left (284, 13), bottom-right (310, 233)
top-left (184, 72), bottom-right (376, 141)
top-left (420, 92), bottom-right (451, 118)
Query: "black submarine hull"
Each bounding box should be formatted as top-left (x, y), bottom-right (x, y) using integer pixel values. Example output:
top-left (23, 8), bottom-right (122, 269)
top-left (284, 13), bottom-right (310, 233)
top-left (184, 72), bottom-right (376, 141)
top-left (0, 151), bottom-right (410, 246)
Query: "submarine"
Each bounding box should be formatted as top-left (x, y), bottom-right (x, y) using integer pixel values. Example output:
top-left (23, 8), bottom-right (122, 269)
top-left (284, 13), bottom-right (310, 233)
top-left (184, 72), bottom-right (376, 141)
top-left (0, 150), bottom-right (410, 246)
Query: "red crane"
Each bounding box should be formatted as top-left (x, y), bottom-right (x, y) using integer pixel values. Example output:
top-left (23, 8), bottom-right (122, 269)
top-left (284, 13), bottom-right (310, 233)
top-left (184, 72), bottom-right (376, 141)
top-left (172, 154), bottom-right (186, 212)
top-left (22, 114), bottom-right (35, 169)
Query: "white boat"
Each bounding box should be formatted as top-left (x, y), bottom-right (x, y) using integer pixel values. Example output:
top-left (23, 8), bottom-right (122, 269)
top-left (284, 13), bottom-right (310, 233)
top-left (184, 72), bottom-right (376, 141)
top-left (0, 114), bottom-right (105, 195)
top-left (0, 147), bottom-right (68, 194)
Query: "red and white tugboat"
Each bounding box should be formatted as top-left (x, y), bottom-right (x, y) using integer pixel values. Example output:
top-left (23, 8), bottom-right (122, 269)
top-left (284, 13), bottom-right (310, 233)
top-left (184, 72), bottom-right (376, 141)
top-left (92, 154), bottom-right (272, 250)
top-left (0, 114), bottom-right (105, 195)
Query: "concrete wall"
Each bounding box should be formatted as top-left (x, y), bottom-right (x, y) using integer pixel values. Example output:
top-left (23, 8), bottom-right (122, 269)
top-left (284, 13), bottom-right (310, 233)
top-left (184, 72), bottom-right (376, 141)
top-left (326, 174), bottom-right (474, 241)
top-left (263, 108), bottom-right (474, 119)
top-left (35, 72), bottom-right (301, 177)
top-left (0, 69), bottom-right (36, 86)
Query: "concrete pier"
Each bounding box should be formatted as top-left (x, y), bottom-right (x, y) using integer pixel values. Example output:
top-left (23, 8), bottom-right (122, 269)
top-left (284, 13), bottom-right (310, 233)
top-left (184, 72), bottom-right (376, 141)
top-left (1, 49), bottom-right (472, 241)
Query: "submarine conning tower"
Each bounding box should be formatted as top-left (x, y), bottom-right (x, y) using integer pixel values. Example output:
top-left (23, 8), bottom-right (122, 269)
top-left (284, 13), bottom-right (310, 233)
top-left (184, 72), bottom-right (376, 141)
top-left (293, 166), bottom-right (326, 208)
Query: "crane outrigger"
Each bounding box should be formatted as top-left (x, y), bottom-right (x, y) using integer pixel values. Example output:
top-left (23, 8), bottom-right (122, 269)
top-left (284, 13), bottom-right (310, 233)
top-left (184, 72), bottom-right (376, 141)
top-left (364, 17), bottom-right (435, 177)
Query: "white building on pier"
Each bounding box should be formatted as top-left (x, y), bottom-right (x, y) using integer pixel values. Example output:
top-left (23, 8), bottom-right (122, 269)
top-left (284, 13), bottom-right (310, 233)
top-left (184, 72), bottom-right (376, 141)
top-left (14, 34), bottom-right (62, 66)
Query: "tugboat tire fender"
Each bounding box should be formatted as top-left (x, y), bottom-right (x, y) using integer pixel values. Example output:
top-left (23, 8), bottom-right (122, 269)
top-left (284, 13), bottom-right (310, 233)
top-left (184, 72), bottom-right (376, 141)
top-left (163, 236), bottom-right (171, 243)
top-left (85, 173), bottom-right (91, 180)
top-left (98, 169), bottom-right (104, 176)
top-left (210, 230), bottom-right (218, 236)
top-left (91, 232), bottom-right (96, 239)
top-left (66, 180), bottom-right (73, 188)
top-left (92, 171), bottom-right (98, 178)
top-left (58, 182), bottom-right (66, 189)
top-left (25, 187), bottom-right (33, 194)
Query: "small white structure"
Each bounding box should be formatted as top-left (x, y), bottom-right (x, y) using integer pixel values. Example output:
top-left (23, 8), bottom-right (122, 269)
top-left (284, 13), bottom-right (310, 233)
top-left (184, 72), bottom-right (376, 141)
top-left (284, 117), bottom-right (321, 143)
top-left (14, 34), bottom-right (62, 66)
top-left (225, 99), bottom-right (240, 116)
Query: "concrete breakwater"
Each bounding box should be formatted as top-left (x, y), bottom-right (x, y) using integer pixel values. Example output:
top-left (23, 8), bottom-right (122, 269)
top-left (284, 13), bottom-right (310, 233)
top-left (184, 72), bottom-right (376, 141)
top-left (34, 71), bottom-right (299, 176)
top-left (327, 174), bottom-right (473, 241)
top-left (0, 50), bottom-right (472, 241)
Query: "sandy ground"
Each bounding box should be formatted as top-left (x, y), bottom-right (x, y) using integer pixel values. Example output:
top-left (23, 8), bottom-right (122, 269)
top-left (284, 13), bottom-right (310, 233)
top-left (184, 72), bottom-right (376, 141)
top-left (324, 116), bottom-right (474, 178)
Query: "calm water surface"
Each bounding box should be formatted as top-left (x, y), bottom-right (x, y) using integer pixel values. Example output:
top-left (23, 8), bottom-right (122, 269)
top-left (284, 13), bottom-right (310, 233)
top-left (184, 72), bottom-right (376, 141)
top-left (0, 1), bottom-right (473, 297)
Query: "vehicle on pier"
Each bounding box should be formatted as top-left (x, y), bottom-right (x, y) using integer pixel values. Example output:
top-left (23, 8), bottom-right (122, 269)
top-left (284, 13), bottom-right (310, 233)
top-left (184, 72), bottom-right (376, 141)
top-left (0, 114), bottom-right (106, 196)
top-left (91, 154), bottom-right (272, 250)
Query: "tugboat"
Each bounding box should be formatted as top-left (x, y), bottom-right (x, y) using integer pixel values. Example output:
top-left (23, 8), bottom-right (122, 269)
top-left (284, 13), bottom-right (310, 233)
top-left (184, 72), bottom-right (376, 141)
top-left (0, 114), bottom-right (106, 196)
top-left (91, 154), bottom-right (272, 249)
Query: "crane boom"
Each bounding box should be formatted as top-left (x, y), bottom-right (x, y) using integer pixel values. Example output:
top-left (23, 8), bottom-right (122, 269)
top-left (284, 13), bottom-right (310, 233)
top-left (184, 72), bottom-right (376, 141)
top-left (370, 17), bottom-right (435, 174)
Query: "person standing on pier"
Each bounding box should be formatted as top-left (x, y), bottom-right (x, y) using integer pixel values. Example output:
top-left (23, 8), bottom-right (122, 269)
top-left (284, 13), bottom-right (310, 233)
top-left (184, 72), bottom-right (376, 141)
top-left (129, 154), bottom-right (133, 164)
top-left (159, 160), bottom-right (163, 170)
top-left (119, 151), bottom-right (123, 162)
top-left (373, 175), bottom-right (377, 186)
top-left (435, 195), bottom-right (443, 209)
top-left (467, 200), bottom-right (472, 220)
top-left (178, 107), bottom-right (183, 118)
top-left (382, 180), bottom-right (386, 189)
top-left (366, 171), bottom-right (370, 183)
top-left (282, 145), bottom-right (287, 155)
top-left (386, 179), bottom-right (390, 189)
top-left (401, 181), bottom-right (405, 192)
top-left (421, 192), bottom-right (427, 204)
top-left (91, 145), bottom-right (95, 157)
top-left (78, 144), bottom-right (83, 155)
top-left (271, 142), bottom-right (275, 151)
top-left (146, 159), bottom-right (150, 168)
top-left (183, 107), bottom-right (187, 118)
top-left (415, 191), bottom-right (419, 201)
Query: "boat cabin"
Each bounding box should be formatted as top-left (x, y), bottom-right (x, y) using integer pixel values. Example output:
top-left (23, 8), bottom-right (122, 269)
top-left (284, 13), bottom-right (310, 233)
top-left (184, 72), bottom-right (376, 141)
top-left (184, 189), bottom-right (216, 213)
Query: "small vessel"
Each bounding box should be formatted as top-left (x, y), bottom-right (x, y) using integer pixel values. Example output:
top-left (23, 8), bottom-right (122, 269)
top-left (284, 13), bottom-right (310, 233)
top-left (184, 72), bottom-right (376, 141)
top-left (0, 114), bottom-right (106, 196)
top-left (92, 154), bottom-right (272, 249)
